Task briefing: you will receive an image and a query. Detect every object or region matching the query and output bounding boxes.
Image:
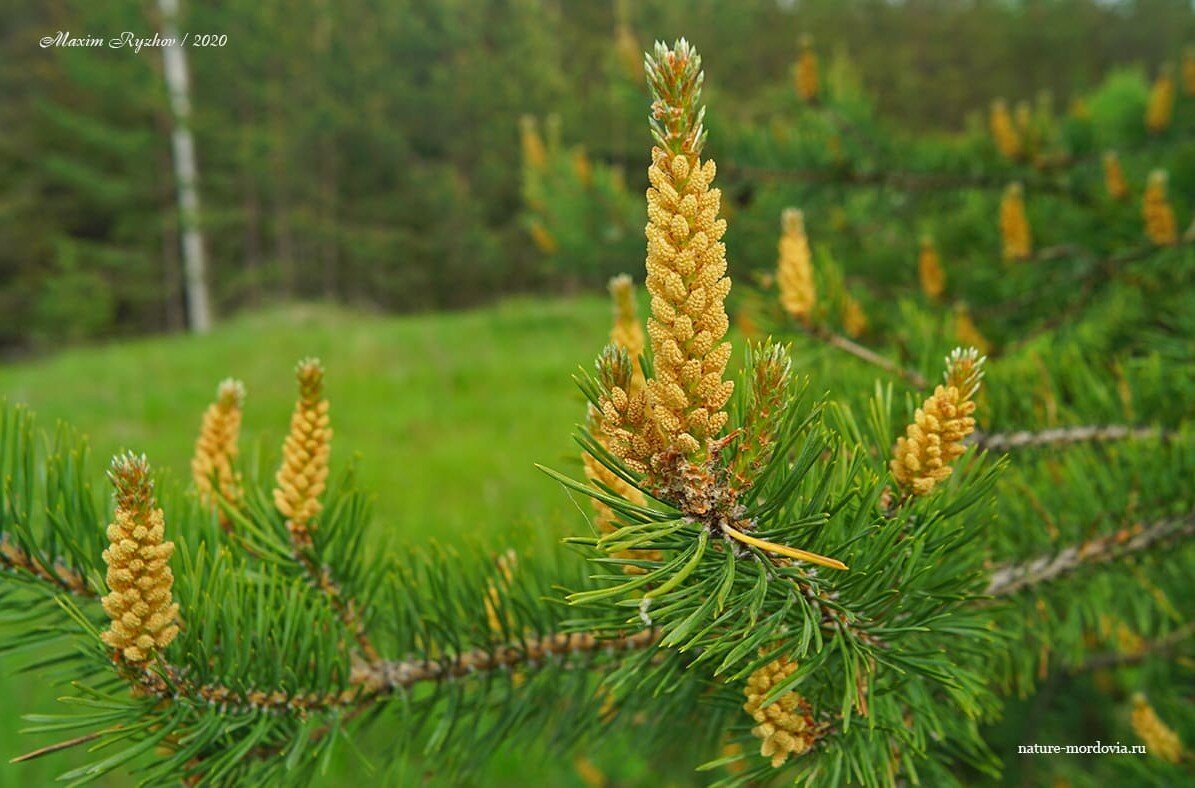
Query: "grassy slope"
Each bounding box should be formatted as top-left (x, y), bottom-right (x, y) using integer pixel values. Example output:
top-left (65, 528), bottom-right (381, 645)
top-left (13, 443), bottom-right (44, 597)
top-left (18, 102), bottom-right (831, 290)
top-left (1, 299), bottom-right (611, 547)
top-left (0, 297), bottom-right (670, 787)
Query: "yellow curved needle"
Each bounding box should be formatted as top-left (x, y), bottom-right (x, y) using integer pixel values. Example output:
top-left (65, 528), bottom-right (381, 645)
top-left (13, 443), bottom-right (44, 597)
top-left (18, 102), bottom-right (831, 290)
top-left (721, 523), bottom-right (848, 571)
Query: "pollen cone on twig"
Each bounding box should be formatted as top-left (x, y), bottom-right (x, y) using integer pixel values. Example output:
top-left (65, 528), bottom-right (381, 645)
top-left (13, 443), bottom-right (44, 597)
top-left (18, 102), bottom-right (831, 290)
top-left (989, 99), bottom-right (1022, 161)
top-left (917, 235), bottom-right (946, 301)
top-left (890, 348), bottom-right (984, 498)
top-left (597, 40), bottom-right (845, 574)
top-left (274, 358), bottom-right (332, 549)
top-left (528, 218), bottom-right (558, 254)
top-left (571, 148), bottom-right (593, 186)
top-left (841, 292), bottom-right (868, 338)
top-left (1000, 182), bottom-right (1032, 262)
top-left (585, 345), bottom-right (660, 571)
top-left (743, 654), bottom-right (820, 767)
top-left (582, 413), bottom-right (659, 573)
top-left (191, 378), bottom-right (245, 530)
top-left (596, 345), bottom-right (664, 476)
top-left (1131, 693), bottom-right (1184, 764)
top-left (953, 304), bottom-right (990, 356)
top-left (642, 39), bottom-right (734, 461)
top-left (793, 34), bottom-right (819, 103)
top-left (484, 549), bottom-right (519, 635)
top-left (1102, 151), bottom-right (1129, 201)
top-left (1143, 170), bottom-right (1178, 247)
top-left (777, 208), bottom-right (816, 322)
top-left (1145, 68), bottom-right (1174, 134)
top-left (519, 114), bottom-right (548, 172)
top-left (608, 274), bottom-right (646, 390)
top-left (733, 342), bottom-right (793, 483)
top-left (613, 0), bottom-right (641, 83)
top-left (101, 453), bottom-right (179, 663)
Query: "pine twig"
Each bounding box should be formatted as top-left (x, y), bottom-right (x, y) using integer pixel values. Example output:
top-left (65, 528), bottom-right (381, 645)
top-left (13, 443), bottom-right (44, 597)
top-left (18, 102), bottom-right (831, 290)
top-left (0, 534), bottom-right (94, 598)
top-left (10, 729), bottom-right (113, 764)
top-left (799, 324), bottom-right (928, 388)
top-left (722, 162), bottom-right (1061, 195)
top-left (723, 126), bottom-right (1193, 197)
top-left (980, 233), bottom-right (1195, 322)
top-left (969, 425), bottom-right (1169, 452)
top-left (292, 548), bottom-right (380, 663)
top-left (821, 105), bottom-right (885, 162)
top-left (108, 628), bottom-right (666, 774)
top-left (353, 629), bottom-right (661, 691)
top-left (985, 510), bottom-right (1195, 597)
top-left (234, 629), bottom-right (665, 769)
top-left (125, 628), bottom-right (663, 716)
top-left (1078, 622), bottom-right (1195, 673)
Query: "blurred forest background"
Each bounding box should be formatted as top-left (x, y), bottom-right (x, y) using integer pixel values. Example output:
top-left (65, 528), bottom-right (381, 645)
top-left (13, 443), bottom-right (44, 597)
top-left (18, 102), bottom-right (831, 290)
top-left (2, 0), bottom-right (1193, 351)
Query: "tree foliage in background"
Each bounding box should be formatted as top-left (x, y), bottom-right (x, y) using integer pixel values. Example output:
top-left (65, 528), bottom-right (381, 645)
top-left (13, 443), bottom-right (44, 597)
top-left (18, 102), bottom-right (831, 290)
top-left (4, 0), bottom-right (1195, 348)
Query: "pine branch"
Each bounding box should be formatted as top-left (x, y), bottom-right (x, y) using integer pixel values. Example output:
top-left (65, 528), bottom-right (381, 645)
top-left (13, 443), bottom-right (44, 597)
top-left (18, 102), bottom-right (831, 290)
top-left (723, 162), bottom-right (1071, 195)
top-left (271, 358), bottom-right (381, 662)
top-left (970, 425), bottom-right (1169, 452)
top-left (10, 730), bottom-right (113, 764)
top-left (723, 123), bottom-right (1194, 197)
top-left (292, 548), bottom-right (379, 662)
top-left (979, 233), bottom-right (1195, 321)
top-left (0, 533), bottom-right (94, 598)
top-left (799, 323), bottom-right (928, 388)
top-left (821, 105), bottom-right (885, 163)
top-left (1077, 622), bottom-right (1195, 673)
top-left (985, 510), bottom-right (1195, 597)
top-left (354, 628), bottom-right (661, 691)
top-left (224, 630), bottom-right (670, 772)
top-left (126, 657), bottom-right (359, 713)
top-left (789, 573), bottom-right (887, 650)
top-left (99, 625), bottom-right (669, 777)
top-left (122, 628), bottom-right (662, 715)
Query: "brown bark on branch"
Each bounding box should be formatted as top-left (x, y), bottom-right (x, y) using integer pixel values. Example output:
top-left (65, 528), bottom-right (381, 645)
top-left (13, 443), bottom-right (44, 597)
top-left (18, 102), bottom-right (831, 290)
top-left (124, 628), bottom-right (663, 717)
top-left (0, 535), bottom-right (94, 598)
top-left (1078, 623), bottom-right (1195, 673)
top-left (980, 234), bottom-right (1195, 321)
top-left (970, 425), bottom-right (1169, 452)
top-left (799, 324), bottom-right (929, 388)
top-left (293, 549), bottom-right (380, 662)
top-left (985, 511), bottom-right (1195, 598)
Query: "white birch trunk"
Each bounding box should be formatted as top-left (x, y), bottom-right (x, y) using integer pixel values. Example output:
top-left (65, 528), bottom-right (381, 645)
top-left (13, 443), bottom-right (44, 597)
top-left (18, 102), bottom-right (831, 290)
top-left (159, 0), bottom-right (212, 333)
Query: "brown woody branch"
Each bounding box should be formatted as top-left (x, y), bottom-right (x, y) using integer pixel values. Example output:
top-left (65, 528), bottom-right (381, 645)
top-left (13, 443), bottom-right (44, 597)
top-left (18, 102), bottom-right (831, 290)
top-left (799, 324), bottom-right (928, 388)
top-left (292, 548), bottom-right (380, 662)
top-left (9, 730), bottom-right (113, 764)
top-left (0, 534), bottom-right (94, 598)
top-left (351, 628), bottom-right (661, 691)
top-left (17, 629), bottom-right (663, 767)
top-left (1078, 622), bottom-right (1195, 673)
top-left (985, 511), bottom-right (1195, 598)
top-left (721, 125), bottom-right (1191, 197)
top-left (722, 162), bottom-right (1075, 196)
top-left (981, 233), bottom-right (1195, 322)
top-left (126, 628), bottom-right (663, 716)
top-left (969, 425), bottom-right (1170, 453)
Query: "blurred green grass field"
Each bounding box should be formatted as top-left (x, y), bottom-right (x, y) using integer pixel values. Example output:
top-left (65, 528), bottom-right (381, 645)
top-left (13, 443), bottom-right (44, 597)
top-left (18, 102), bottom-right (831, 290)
top-left (0, 297), bottom-right (677, 787)
top-left (1, 299), bottom-right (613, 548)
